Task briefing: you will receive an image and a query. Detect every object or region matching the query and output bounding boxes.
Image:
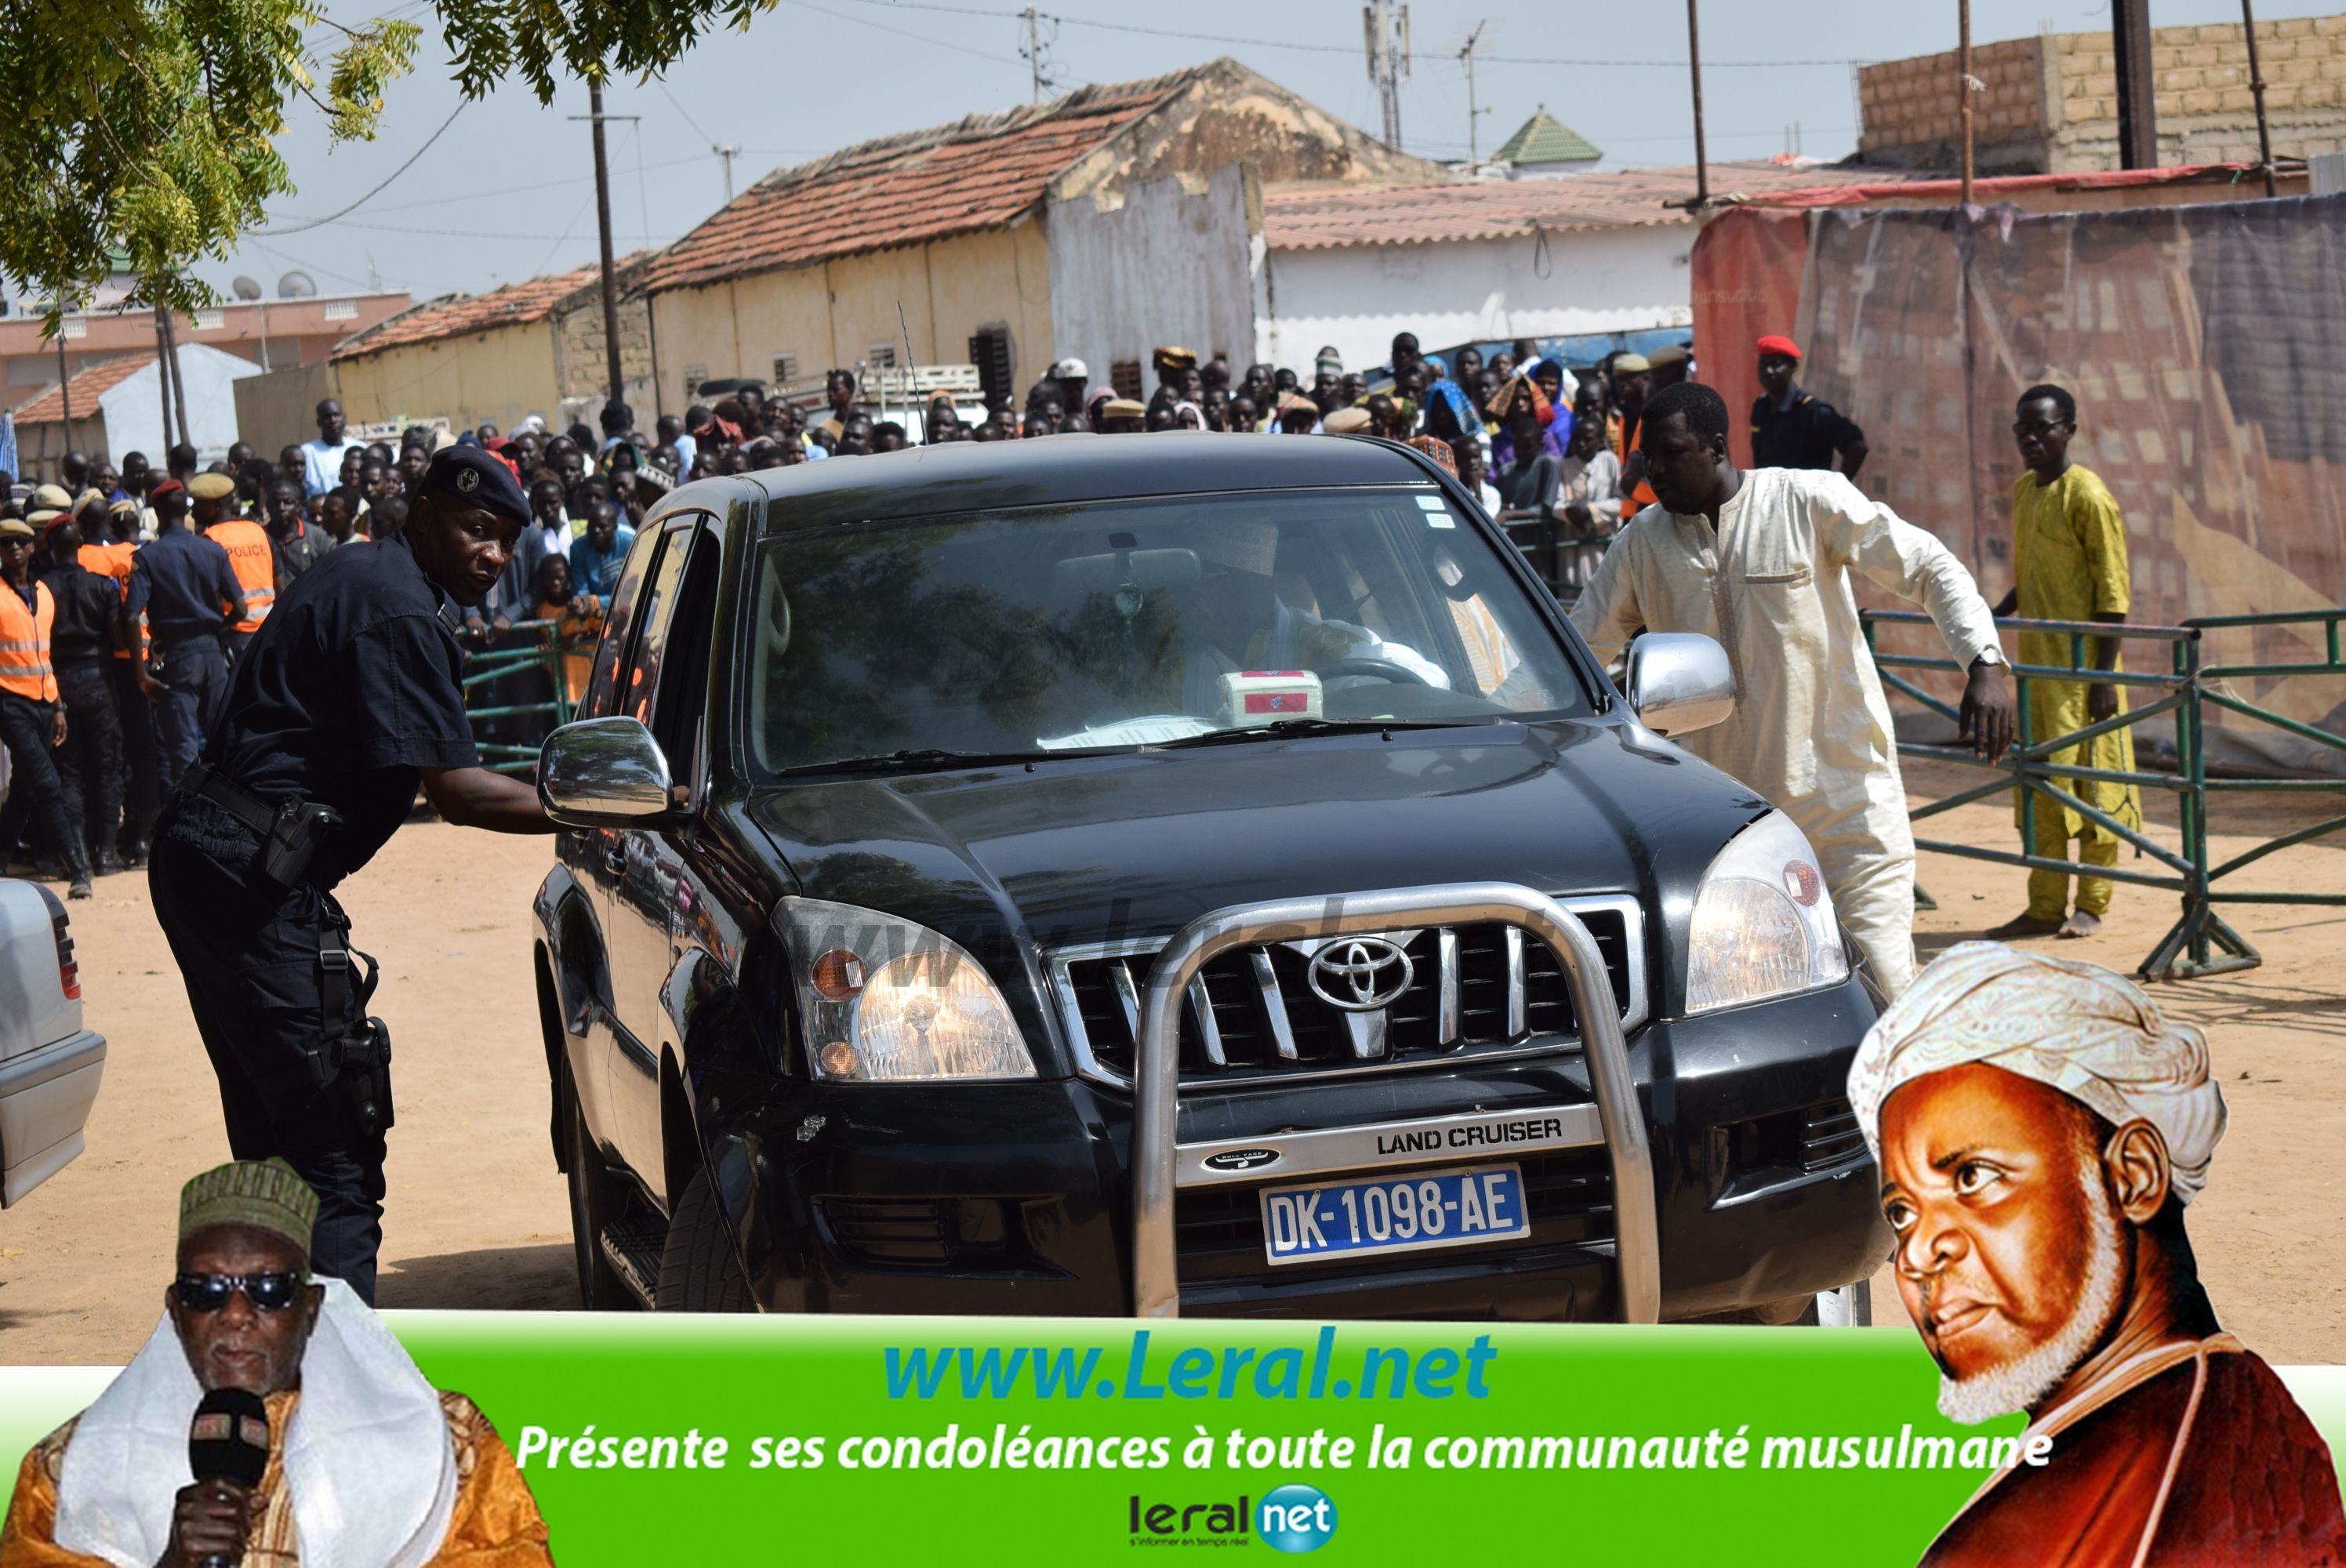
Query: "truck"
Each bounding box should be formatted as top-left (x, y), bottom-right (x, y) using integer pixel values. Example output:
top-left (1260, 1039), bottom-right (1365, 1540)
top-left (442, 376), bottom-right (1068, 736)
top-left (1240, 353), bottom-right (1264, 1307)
top-left (529, 432), bottom-right (1890, 1320)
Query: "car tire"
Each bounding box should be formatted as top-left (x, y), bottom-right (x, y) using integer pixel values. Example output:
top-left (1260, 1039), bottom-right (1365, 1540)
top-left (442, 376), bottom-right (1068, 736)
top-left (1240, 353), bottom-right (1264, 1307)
top-left (564, 1065), bottom-right (637, 1311)
top-left (656, 1164), bottom-right (755, 1312)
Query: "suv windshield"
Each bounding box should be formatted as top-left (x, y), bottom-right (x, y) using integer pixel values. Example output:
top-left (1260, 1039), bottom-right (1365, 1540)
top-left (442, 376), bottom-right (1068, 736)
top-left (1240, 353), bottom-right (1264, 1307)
top-left (743, 486), bottom-right (1592, 776)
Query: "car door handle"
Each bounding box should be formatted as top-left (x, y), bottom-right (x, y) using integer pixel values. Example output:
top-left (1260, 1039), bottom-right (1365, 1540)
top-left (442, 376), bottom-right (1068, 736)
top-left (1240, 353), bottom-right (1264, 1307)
top-left (602, 846), bottom-right (627, 879)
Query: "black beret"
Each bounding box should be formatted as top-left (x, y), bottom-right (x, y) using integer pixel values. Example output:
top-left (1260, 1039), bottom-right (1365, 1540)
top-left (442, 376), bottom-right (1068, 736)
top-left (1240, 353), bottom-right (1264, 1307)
top-left (418, 446), bottom-right (530, 528)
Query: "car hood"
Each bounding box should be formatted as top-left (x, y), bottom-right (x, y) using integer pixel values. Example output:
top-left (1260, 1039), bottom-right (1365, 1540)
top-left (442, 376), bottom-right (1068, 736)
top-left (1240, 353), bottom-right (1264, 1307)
top-left (744, 717), bottom-right (1767, 956)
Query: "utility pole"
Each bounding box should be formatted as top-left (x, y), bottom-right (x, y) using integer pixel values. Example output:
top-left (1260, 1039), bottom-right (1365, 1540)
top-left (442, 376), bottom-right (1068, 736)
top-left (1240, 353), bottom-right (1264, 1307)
top-left (571, 89), bottom-right (635, 408)
top-left (1685, 0), bottom-right (1710, 209)
top-left (153, 305), bottom-right (173, 448)
top-left (161, 304), bottom-right (190, 448)
top-left (2112, 0), bottom-right (2158, 169)
top-left (2241, 0), bottom-right (2279, 197)
top-left (1459, 21), bottom-right (1490, 165)
top-left (55, 315), bottom-right (71, 461)
top-left (1364, 1), bottom-right (1411, 151)
top-left (1959, 0), bottom-right (1975, 205)
top-left (715, 143), bottom-right (742, 202)
top-left (1019, 7), bottom-right (1052, 104)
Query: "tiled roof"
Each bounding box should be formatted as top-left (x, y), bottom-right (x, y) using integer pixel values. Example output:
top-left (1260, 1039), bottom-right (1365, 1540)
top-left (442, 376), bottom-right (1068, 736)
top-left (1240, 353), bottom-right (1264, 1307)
top-left (331, 262), bottom-right (607, 360)
top-left (9, 354), bottom-right (153, 425)
top-left (1494, 107), bottom-right (1601, 166)
top-left (638, 67), bottom-right (1209, 294)
top-left (1262, 160), bottom-right (1947, 250)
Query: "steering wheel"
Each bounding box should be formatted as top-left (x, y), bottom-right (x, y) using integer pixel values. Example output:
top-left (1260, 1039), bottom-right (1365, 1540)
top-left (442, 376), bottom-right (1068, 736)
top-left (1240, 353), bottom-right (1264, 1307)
top-left (1322, 655), bottom-right (1430, 687)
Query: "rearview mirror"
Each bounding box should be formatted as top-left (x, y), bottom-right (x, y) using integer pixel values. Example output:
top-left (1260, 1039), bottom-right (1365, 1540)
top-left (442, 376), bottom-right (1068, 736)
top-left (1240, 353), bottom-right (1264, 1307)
top-left (539, 717), bottom-right (674, 827)
top-left (1623, 633), bottom-right (1734, 738)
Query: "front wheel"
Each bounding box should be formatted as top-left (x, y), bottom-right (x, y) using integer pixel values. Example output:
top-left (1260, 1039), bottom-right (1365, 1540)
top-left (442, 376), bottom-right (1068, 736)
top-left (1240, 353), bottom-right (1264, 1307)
top-left (656, 1165), bottom-right (755, 1312)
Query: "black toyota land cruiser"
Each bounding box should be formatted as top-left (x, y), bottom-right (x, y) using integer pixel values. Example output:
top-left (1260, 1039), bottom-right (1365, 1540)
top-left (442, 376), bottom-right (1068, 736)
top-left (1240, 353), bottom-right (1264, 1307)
top-left (529, 433), bottom-right (1889, 1321)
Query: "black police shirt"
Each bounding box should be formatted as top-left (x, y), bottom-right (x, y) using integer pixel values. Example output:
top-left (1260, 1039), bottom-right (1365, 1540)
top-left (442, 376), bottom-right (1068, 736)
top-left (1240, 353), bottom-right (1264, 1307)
top-left (1750, 387), bottom-right (1865, 472)
top-left (202, 532), bottom-right (478, 884)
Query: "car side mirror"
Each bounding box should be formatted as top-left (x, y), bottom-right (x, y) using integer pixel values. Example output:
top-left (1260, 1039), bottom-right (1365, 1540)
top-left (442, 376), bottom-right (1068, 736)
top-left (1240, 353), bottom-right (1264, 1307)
top-left (539, 717), bottom-right (674, 827)
top-left (1623, 633), bottom-right (1734, 738)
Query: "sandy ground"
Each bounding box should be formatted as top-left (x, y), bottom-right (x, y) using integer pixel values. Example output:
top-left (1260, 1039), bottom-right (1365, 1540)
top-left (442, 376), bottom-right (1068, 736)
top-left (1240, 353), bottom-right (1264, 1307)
top-left (2, 767), bottom-right (2341, 1364)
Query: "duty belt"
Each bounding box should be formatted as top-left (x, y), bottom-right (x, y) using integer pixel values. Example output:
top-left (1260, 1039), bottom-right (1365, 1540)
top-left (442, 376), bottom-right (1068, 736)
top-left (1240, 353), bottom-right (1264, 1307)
top-left (180, 760), bottom-right (281, 837)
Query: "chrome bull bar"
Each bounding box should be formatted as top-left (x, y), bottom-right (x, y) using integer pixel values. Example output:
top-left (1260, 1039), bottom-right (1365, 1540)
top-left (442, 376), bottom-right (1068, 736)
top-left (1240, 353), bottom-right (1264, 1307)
top-left (1130, 882), bottom-right (1659, 1323)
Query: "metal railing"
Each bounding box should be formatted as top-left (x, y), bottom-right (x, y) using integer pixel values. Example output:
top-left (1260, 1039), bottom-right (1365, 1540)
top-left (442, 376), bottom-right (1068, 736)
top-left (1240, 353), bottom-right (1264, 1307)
top-left (1128, 884), bottom-right (1658, 1322)
top-left (1863, 609), bottom-right (2346, 979)
top-left (459, 619), bottom-right (578, 775)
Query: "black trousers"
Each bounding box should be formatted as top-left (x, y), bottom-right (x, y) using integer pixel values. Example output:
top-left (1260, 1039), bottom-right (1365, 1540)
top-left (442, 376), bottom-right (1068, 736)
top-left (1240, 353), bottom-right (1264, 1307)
top-left (53, 661), bottom-right (122, 866)
top-left (149, 793), bottom-right (390, 1301)
top-left (109, 658), bottom-right (160, 851)
top-left (151, 637), bottom-right (227, 796)
top-left (0, 691), bottom-right (85, 875)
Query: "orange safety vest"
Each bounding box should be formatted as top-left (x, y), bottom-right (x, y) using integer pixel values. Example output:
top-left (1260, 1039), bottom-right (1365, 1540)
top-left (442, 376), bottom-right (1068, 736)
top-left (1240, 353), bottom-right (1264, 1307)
top-left (1610, 409), bottom-right (1658, 510)
top-left (0, 579), bottom-right (58, 702)
top-left (206, 518), bottom-right (276, 634)
top-left (78, 541), bottom-right (143, 661)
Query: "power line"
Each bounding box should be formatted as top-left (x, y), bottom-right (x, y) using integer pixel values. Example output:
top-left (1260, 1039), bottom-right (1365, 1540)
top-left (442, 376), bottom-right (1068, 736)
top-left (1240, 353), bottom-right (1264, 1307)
top-left (841, 0), bottom-right (1867, 67)
top-left (782, 0), bottom-right (1029, 66)
top-left (255, 103), bottom-right (465, 234)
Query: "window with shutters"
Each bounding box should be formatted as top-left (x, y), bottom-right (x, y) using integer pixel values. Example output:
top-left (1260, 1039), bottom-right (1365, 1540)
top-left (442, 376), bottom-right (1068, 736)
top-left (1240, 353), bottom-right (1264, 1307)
top-left (772, 350), bottom-right (798, 384)
top-left (323, 299), bottom-right (358, 321)
top-left (1109, 359), bottom-right (1142, 400)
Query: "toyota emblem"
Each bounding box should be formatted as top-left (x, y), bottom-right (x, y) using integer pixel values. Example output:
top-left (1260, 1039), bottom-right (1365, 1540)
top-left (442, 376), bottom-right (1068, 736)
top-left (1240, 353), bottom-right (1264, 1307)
top-left (1306, 937), bottom-right (1414, 1011)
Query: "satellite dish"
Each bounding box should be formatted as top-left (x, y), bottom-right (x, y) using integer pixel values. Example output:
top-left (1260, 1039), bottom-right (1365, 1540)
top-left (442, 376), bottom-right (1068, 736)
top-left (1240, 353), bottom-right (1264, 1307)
top-left (276, 270), bottom-right (318, 299)
top-left (231, 276), bottom-right (263, 300)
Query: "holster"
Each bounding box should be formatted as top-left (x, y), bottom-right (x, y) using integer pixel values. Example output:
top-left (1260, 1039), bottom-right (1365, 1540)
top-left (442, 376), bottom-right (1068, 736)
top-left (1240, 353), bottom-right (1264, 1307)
top-left (312, 894), bottom-right (395, 1135)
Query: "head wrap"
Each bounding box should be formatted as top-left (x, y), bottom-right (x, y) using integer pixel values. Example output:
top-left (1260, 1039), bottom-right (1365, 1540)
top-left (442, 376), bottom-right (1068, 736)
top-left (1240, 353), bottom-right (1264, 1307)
top-left (1756, 334), bottom-right (1802, 361)
top-left (1487, 376), bottom-right (1555, 426)
top-left (180, 1157), bottom-right (320, 1260)
top-left (1848, 942), bottom-right (2228, 1203)
top-left (1424, 378), bottom-right (1480, 433)
top-left (1407, 434), bottom-right (1458, 474)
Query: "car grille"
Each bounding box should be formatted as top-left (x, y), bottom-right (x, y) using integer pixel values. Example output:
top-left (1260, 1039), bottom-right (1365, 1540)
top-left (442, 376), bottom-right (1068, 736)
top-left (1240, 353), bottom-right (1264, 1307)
top-left (1799, 1098), bottom-right (1867, 1173)
top-left (1173, 1149), bottom-right (1616, 1283)
top-left (1048, 898), bottom-right (1643, 1088)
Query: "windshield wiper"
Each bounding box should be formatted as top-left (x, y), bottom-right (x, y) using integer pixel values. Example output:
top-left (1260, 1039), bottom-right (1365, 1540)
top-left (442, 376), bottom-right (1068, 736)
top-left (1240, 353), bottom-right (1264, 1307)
top-left (775, 748), bottom-right (1045, 778)
top-left (1153, 717), bottom-right (1492, 750)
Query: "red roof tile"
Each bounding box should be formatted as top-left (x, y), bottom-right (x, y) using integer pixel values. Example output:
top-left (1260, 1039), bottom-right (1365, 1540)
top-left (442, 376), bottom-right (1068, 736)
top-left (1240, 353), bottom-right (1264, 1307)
top-left (9, 354), bottom-right (154, 426)
top-left (639, 68), bottom-right (1208, 294)
top-left (1262, 161), bottom-right (1948, 250)
top-left (332, 259), bottom-right (624, 360)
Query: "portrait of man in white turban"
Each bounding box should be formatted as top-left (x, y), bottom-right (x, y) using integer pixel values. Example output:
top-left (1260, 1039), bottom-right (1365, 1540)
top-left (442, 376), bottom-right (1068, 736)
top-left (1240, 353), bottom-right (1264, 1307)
top-left (1849, 942), bottom-right (2344, 1567)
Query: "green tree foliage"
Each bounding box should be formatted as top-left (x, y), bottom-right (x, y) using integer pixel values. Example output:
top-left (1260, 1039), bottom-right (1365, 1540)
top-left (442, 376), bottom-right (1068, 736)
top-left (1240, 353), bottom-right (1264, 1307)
top-left (0, 0), bottom-right (777, 320)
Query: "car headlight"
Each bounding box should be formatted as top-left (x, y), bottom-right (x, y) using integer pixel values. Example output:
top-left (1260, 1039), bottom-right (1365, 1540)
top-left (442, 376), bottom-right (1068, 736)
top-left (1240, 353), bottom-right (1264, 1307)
top-left (773, 898), bottom-right (1036, 1081)
top-left (1683, 811), bottom-right (1850, 1014)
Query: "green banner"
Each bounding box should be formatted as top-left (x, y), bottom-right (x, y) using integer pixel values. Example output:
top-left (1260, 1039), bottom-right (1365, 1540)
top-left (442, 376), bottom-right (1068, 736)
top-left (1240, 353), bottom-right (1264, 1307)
top-left (6, 1319), bottom-right (2341, 1561)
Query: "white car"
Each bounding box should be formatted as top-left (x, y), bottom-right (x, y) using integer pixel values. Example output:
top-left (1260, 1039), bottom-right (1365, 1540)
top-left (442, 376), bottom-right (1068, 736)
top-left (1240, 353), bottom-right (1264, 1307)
top-left (0, 879), bottom-right (106, 1205)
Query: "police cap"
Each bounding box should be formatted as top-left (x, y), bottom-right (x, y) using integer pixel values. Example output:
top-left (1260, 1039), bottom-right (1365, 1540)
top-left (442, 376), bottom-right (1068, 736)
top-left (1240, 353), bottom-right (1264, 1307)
top-left (419, 445), bottom-right (531, 529)
top-left (0, 517), bottom-right (34, 540)
top-left (187, 472), bottom-right (237, 500)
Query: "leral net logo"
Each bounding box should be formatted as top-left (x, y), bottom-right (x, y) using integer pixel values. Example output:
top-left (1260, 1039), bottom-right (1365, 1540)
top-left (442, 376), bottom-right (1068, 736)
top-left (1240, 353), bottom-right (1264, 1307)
top-left (1258, 1484), bottom-right (1338, 1553)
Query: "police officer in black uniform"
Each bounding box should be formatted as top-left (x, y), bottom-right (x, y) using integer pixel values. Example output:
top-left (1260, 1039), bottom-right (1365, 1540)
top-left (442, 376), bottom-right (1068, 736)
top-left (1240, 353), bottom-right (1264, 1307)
top-left (147, 447), bottom-right (552, 1302)
top-left (125, 477), bottom-right (244, 796)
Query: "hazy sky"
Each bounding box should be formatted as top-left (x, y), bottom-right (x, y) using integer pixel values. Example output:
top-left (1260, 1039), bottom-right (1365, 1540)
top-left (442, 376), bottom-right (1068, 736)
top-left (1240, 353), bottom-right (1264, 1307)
top-left (206, 0), bottom-right (2333, 303)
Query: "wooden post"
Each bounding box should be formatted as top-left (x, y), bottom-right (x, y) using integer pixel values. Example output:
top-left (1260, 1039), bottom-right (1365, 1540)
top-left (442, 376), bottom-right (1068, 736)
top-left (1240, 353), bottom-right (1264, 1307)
top-left (2112, 0), bottom-right (2159, 169)
top-left (1959, 0), bottom-right (1975, 205)
top-left (2241, 0), bottom-right (2279, 197)
top-left (1687, 0), bottom-right (1710, 209)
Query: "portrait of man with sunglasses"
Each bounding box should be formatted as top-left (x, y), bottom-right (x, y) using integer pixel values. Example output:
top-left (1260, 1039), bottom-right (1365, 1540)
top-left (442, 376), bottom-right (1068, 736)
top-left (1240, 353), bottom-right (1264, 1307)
top-left (0, 1160), bottom-right (555, 1567)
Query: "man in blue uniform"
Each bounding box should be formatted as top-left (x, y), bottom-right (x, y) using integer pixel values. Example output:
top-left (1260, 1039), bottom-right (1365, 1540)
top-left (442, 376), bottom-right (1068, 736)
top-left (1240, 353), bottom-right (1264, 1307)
top-left (146, 447), bottom-right (554, 1302)
top-left (125, 481), bottom-right (244, 794)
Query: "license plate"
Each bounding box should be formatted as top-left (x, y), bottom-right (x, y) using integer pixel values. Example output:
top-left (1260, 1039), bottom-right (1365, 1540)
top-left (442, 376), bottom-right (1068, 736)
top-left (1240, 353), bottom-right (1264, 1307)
top-left (1258, 1163), bottom-right (1527, 1265)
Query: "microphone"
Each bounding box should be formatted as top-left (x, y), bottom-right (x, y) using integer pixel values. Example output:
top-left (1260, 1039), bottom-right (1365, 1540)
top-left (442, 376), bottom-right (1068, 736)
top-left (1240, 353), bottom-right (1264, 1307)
top-left (187, 1387), bottom-right (269, 1568)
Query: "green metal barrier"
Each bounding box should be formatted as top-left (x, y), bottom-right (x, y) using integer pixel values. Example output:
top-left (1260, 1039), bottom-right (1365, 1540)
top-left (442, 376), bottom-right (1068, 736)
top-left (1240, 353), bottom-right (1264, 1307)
top-left (1862, 608), bottom-right (2346, 981)
top-left (459, 619), bottom-right (576, 775)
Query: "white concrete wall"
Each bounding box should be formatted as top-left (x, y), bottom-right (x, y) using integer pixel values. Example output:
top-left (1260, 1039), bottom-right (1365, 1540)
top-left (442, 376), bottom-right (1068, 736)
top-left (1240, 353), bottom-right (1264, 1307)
top-left (98, 343), bottom-right (263, 465)
top-left (1046, 166), bottom-right (1257, 380)
top-left (1257, 223), bottom-right (1692, 377)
